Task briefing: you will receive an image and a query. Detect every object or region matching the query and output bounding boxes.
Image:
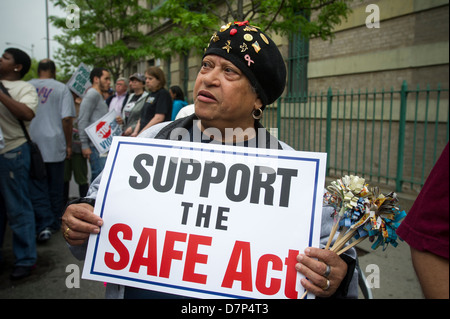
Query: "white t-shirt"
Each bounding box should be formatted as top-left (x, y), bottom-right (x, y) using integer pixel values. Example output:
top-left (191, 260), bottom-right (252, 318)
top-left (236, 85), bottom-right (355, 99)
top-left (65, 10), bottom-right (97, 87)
top-left (29, 78), bottom-right (76, 162)
top-left (0, 80), bottom-right (38, 154)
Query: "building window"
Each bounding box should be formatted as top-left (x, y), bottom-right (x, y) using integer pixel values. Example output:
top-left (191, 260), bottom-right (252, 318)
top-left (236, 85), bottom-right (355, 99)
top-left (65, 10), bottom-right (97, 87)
top-left (165, 56), bottom-right (171, 88)
top-left (287, 32), bottom-right (309, 102)
top-left (182, 53), bottom-right (189, 100)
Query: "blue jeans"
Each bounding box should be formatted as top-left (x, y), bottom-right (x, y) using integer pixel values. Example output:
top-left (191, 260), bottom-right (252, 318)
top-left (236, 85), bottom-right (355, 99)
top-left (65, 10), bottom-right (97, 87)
top-left (30, 161), bottom-right (65, 232)
top-left (0, 143), bottom-right (37, 267)
top-left (89, 147), bottom-right (107, 182)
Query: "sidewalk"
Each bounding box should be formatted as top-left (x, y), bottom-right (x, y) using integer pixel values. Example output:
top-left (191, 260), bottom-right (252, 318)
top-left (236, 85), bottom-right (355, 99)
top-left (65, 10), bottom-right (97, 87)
top-left (0, 182), bottom-right (423, 299)
top-left (0, 226), bottom-right (105, 299)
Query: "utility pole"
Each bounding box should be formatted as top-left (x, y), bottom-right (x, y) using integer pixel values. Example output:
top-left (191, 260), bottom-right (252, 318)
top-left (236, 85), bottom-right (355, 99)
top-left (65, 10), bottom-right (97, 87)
top-left (45, 0), bottom-right (50, 58)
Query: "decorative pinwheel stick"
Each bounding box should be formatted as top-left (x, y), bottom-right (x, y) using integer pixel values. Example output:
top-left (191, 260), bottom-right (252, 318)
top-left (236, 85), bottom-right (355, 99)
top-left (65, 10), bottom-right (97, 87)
top-left (325, 212), bottom-right (341, 250)
top-left (334, 236), bottom-right (367, 256)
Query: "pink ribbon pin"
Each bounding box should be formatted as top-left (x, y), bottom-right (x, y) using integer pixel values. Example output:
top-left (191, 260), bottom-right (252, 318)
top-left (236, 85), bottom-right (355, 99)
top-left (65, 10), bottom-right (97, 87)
top-left (244, 54), bottom-right (254, 67)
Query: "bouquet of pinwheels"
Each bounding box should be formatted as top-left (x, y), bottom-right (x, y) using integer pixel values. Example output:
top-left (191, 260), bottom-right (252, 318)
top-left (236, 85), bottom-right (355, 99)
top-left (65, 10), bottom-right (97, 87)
top-left (324, 175), bottom-right (407, 255)
top-left (300, 175), bottom-right (406, 299)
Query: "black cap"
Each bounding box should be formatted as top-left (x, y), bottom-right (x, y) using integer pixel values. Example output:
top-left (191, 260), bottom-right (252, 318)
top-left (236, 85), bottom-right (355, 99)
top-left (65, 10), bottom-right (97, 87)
top-left (203, 21), bottom-right (286, 106)
top-left (129, 73), bottom-right (145, 84)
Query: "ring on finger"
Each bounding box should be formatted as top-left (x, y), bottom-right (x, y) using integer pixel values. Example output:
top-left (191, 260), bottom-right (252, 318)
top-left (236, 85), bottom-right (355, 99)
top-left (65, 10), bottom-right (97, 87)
top-left (323, 279), bottom-right (330, 291)
top-left (64, 227), bottom-right (70, 239)
top-left (323, 264), bottom-right (331, 278)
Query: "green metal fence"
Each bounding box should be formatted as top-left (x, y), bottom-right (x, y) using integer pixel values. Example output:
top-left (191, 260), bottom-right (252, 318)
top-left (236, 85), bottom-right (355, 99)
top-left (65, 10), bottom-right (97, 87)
top-left (261, 81), bottom-right (449, 192)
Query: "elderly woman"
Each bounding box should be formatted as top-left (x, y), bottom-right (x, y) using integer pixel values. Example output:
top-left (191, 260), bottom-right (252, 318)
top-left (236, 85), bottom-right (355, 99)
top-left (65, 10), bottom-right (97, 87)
top-left (61, 22), bottom-right (357, 299)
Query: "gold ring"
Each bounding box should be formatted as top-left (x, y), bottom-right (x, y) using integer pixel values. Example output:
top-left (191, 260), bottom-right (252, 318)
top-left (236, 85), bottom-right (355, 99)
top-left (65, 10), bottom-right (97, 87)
top-left (64, 227), bottom-right (70, 239)
top-left (323, 279), bottom-right (330, 291)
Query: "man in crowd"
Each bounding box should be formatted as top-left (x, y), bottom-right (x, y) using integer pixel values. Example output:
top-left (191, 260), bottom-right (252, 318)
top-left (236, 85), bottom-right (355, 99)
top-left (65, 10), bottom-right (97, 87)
top-left (0, 48), bottom-right (38, 279)
top-left (78, 67), bottom-right (111, 182)
top-left (106, 77), bottom-right (128, 117)
top-left (29, 59), bottom-right (76, 242)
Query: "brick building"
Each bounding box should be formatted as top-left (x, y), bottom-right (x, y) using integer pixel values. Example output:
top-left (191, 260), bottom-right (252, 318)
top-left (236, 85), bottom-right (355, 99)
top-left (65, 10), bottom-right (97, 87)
top-left (307, 0), bottom-right (449, 93)
top-left (99, 0), bottom-right (449, 190)
top-left (110, 0), bottom-right (448, 103)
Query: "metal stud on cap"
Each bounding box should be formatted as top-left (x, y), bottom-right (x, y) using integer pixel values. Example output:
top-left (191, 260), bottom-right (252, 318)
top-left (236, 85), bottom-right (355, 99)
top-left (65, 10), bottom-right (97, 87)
top-left (252, 41), bottom-right (261, 53)
top-left (260, 33), bottom-right (269, 45)
top-left (222, 40), bottom-right (232, 53)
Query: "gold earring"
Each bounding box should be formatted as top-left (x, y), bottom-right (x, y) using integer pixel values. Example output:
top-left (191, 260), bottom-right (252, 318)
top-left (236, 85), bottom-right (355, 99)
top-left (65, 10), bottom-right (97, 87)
top-left (252, 108), bottom-right (263, 120)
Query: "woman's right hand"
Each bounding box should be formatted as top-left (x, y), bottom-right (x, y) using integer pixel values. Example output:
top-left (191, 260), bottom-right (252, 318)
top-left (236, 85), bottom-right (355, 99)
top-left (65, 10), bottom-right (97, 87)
top-left (61, 203), bottom-right (103, 246)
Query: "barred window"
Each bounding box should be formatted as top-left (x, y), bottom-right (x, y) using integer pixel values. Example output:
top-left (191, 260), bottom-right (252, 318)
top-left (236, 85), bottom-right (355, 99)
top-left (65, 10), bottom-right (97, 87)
top-left (287, 32), bottom-right (309, 102)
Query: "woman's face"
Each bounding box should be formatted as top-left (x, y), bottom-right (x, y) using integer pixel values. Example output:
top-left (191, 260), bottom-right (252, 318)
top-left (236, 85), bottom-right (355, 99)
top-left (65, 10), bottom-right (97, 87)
top-left (145, 73), bottom-right (161, 92)
top-left (130, 79), bottom-right (144, 92)
top-left (193, 55), bottom-right (262, 133)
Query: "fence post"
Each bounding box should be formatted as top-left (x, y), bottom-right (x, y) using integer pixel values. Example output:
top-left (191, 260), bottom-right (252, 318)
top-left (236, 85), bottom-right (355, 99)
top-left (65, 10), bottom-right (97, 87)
top-left (396, 80), bottom-right (408, 192)
top-left (326, 87), bottom-right (333, 175)
top-left (277, 98), bottom-right (281, 138)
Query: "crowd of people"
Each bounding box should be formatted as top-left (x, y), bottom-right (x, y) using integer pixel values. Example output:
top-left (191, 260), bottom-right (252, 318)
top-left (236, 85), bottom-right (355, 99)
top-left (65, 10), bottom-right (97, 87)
top-left (0, 47), bottom-right (191, 280)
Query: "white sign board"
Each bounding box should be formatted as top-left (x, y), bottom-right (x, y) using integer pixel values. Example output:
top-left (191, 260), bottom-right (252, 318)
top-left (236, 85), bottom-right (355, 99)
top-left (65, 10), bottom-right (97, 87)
top-left (83, 137), bottom-right (327, 299)
top-left (84, 111), bottom-right (122, 154)
top-left (66, 63), bottom-right (91, 97)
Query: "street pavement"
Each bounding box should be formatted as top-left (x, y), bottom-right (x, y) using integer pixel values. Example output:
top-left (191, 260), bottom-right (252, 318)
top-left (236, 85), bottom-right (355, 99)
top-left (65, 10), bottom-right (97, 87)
top-left (0, 179), bottom-right (424, 299)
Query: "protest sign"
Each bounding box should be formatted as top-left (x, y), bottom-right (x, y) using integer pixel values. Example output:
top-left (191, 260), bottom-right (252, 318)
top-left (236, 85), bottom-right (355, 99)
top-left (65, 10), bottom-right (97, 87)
top-left (82, 137), bottom-right (327, 299)
top-left (66, 63), bottom-right (91, 97)
top-left (84, 111), bottom-right (122, 154)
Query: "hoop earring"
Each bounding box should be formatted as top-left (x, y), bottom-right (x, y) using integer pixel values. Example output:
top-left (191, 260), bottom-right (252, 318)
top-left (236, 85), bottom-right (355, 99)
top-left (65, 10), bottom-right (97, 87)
top-left (252, 108), bottom-right (263, 120)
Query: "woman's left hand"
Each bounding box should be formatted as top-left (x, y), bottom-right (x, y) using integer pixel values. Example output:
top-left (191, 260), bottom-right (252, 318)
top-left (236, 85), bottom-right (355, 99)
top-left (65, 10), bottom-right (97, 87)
top-left (296, 247), bottom-right (348, 298)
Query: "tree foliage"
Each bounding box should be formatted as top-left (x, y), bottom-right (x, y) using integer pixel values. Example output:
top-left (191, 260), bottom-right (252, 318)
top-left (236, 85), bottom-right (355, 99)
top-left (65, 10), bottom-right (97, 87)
top-left (50, 0), bottom-right (156, 79)
top-left (50, 0), bottom-right (353, 79)
top-left (160, 0), bottom-right (353, 39)
top-left (22, 59), bottom-right (39, 82)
